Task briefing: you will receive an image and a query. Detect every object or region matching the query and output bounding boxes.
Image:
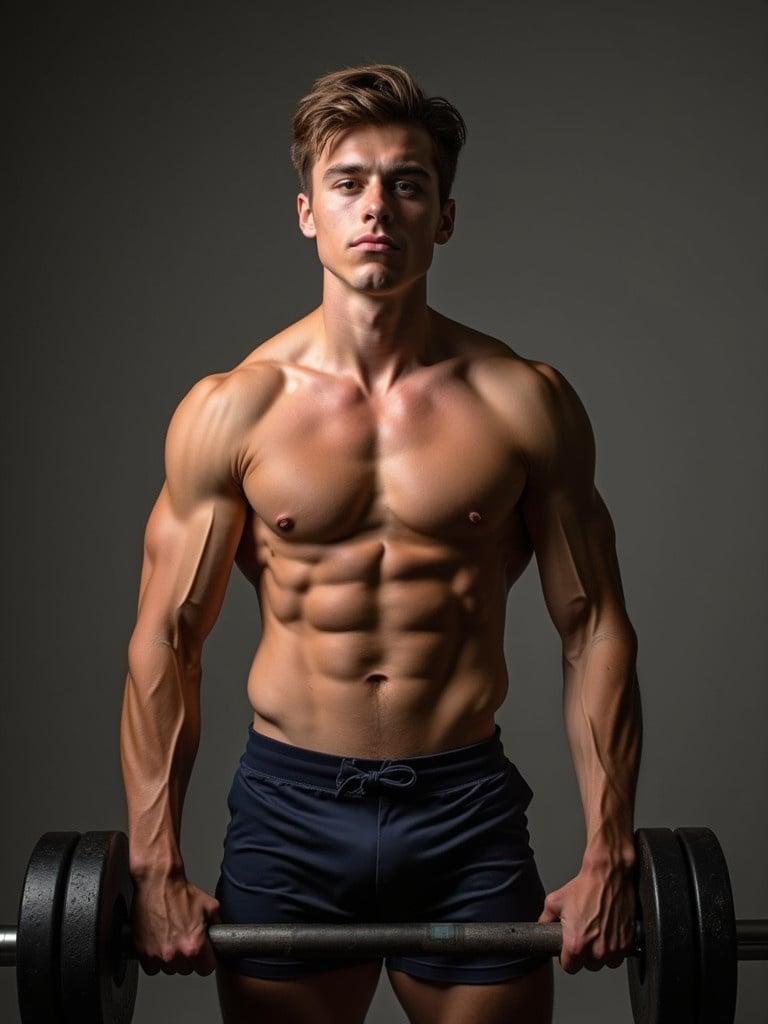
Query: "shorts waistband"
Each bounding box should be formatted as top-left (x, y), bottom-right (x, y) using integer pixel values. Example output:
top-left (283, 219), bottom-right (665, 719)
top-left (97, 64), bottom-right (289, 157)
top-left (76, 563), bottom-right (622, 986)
top-left (240, 723), bottom-right (508, 798)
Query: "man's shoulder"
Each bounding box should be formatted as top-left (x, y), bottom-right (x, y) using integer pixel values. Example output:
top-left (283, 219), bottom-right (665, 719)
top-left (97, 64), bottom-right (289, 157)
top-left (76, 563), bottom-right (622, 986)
top-left (464, 333), bottom-right (571, 433)
top-left (176, 359), bottom-right (285, 427)
top-left (164, 361), bottom-right (285, 494)
top-left (463, 337), bottom-right (593, 482)
top-left (168, 312), bottom-right (321, 460)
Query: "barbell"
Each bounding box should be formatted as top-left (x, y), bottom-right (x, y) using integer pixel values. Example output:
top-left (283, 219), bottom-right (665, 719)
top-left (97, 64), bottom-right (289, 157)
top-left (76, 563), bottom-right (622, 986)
top-left (1, 825), bottom-right (765, 1023)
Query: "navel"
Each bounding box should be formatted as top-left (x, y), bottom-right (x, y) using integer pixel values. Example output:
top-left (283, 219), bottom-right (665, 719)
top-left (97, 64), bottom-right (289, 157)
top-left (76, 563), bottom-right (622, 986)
top-left (366, 673), bottom-right (388, 683)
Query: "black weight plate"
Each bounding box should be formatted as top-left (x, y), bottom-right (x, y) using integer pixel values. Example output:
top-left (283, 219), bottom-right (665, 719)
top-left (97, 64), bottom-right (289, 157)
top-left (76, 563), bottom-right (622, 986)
top-left (675, 827), bottom-right (737, 1024)
top-left (626, 827), bottom-right (698, 1024)
top-left (16, 831), bottom-right (81, 1024)
top-left (60, 831), bottom-right (138, 1024)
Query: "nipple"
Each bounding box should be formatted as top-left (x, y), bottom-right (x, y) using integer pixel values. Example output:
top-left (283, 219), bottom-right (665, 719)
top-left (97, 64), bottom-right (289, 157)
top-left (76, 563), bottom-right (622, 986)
top-left (276, 515), bottom-right (295, 531)
top-left (468, 510), bottom-right (483, 524)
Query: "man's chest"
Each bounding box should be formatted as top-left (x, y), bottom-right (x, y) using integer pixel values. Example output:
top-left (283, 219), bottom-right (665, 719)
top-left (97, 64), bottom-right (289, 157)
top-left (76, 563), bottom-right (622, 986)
top-left (240, 367), bottom-right (528, 548)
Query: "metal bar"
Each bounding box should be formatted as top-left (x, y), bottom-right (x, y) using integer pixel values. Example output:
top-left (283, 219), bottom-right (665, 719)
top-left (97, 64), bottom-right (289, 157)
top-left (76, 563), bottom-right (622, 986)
top-left (738, 944), bottom-right (768, 961)
top-left (208, 922), bottom-right (566, 957)
top-left (6, 917), bottom-right (765, 967)
top-left (0, 927), bottom-right (16, 968)
top-left (736, 920), bottom-right (768, 946)
top-left (118, 921), bottom-right (643, 959)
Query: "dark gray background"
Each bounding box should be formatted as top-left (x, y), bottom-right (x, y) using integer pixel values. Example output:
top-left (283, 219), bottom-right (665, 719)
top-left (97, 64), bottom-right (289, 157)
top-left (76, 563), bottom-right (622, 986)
top-left (2, 2), bottom-right (766, 1021)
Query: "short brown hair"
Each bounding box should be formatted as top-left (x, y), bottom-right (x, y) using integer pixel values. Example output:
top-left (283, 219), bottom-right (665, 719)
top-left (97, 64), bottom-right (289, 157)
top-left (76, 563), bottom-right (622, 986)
top-left (290, 63), bottom-right (467, 208)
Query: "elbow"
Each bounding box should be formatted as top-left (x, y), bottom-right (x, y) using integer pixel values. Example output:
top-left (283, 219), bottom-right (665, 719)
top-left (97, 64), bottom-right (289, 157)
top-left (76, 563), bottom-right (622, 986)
top-left (559, 607), bottom-right (638, 665)
top-left (127, 628), bottom-right (203, 682)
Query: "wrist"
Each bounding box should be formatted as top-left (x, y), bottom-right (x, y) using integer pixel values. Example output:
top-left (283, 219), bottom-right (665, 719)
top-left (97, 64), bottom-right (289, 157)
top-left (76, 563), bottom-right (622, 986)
top-left (129, 848), bottom-right (185, 882)
top-left (581, 839), bottom-right (637, 874)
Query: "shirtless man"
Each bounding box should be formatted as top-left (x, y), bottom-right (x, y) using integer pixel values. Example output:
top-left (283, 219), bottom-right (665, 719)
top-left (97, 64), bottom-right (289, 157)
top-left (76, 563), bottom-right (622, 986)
top-left (120, 64), bottom-right (642, 1024)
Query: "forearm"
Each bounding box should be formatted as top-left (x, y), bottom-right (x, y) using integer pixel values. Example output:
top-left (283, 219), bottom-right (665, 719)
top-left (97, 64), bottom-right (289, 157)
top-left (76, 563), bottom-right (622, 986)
top-left (561, 623), bottom-right (643, 869)
top-left (120, 632), bottom-right (202, 878)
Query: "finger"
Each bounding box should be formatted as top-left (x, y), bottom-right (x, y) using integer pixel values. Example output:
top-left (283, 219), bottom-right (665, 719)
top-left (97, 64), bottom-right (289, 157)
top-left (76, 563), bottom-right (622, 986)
top-left (165, 962), bottom-right (192, 978)
top-left (559, 954), bottom-right (582, 975)
top-left (162, 951), bottom-right (188, 975)
top-left (606, 955), bottom-right (624, 969)
top-left (537, 904), bottom-right (560, 923)
top-left (560, 942), bottom-right (585, 975)
top-left (141, 959), bottom-right (161, 977)
top-left (195, 947), bottom-right (218, 977)
top-left (176, 932), bottom-right (216, 978)
top-left (170, 953), bottom-right (196, 975)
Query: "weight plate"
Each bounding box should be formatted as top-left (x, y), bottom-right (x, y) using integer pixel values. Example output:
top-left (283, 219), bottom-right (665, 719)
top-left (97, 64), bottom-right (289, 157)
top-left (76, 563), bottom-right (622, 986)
top-left (60, 831), bottom-right (138, 1024)
top-left (626, 827), bottom-right (698, 1024)
top-left (675, 827), bottom-right (737, 1024)
top-left (16, 831), bottom-right (81, 1024)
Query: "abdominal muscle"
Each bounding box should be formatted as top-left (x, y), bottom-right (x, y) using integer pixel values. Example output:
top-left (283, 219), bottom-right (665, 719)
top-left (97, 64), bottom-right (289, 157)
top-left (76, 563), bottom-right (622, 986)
top-left (244, 549), bottom-right (512, 760)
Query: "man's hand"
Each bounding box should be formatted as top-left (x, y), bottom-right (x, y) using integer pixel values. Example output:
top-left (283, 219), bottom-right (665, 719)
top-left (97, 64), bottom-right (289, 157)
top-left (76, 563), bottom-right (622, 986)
top-left (537, 859), bottom-right (637, 973)
top-left (131, 869), bottom-right (221, 976)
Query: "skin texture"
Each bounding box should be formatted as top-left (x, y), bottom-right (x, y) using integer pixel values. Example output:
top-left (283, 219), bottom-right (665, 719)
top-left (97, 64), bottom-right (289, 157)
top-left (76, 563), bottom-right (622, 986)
top-left (120, 122), bottom-right (642, 1022)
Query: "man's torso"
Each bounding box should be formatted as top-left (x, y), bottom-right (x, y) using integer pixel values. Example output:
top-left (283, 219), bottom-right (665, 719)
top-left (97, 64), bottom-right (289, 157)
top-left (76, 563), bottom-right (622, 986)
top-left (222, 309), bottom-right (543, 758)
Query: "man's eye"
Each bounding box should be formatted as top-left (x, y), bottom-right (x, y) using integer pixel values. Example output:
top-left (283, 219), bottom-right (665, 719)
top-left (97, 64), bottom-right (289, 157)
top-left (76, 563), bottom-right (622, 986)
top-left (336, 180), bottom-right (419, 193)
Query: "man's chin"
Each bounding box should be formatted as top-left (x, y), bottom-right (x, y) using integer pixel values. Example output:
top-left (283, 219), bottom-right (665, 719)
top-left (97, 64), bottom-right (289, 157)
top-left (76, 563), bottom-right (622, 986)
top-left (323, 260), bottom-right (415, 296)
top-left (344, 269), bottom-right (403, 295)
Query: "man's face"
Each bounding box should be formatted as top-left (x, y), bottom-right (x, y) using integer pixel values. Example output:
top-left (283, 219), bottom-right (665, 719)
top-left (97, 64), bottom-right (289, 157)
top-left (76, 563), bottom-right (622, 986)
top-left (297, 122), bottom-right (455, 296)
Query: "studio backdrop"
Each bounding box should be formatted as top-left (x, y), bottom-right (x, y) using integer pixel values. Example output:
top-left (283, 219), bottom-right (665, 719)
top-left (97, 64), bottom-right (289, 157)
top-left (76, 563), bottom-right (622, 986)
top-left (2, 2), bottom-right (766, 1021)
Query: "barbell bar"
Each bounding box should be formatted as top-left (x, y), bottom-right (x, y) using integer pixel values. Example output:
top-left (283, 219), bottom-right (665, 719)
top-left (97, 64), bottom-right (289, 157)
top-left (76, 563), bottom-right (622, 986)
top-left (4, 918), bottom-right (768, 962)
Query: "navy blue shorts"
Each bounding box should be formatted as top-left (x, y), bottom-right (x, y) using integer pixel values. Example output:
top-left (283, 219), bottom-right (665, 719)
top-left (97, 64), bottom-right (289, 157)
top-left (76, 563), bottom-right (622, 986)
top-left (214, 723), bottom-right (550, 984)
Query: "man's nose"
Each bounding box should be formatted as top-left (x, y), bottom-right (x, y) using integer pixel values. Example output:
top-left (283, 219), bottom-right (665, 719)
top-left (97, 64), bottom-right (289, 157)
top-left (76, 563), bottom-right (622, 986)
top-left (363, 181), bottom-right (393, 220)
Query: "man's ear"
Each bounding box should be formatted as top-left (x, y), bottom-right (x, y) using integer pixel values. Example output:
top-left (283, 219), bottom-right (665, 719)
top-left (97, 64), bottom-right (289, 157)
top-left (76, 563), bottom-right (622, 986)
top-left (435, 198), bottom-right (456, 245)
top-left (297, 193), bottom-right (316, 239)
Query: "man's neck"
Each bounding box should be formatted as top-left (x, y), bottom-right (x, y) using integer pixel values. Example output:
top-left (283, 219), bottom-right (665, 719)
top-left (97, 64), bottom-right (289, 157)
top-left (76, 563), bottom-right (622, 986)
top-left (312, 277), bottom-right (437, 397)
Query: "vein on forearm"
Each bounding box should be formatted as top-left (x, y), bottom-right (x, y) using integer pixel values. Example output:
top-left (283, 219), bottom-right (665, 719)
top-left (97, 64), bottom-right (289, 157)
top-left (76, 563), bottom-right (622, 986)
top-left (562, 624), bottom-right (642, 854)
top-left (120, 636), bottom-right (202, 862)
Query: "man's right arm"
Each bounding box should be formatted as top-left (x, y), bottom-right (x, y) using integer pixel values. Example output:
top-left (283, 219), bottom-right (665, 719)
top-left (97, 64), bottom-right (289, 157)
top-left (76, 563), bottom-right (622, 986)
top-left (120, 371), bottom-right (248, 882)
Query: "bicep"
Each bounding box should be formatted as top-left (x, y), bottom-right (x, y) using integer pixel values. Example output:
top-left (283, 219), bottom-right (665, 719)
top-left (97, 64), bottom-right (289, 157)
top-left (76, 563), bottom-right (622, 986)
top-left (522, 479), bottom-right (628, 643)
top-left (134, 482), bottom-right (246, 651)
top-left (131, 375), bottom-right (248, 653)
top-left (520, 364), bottom-right (632, 644)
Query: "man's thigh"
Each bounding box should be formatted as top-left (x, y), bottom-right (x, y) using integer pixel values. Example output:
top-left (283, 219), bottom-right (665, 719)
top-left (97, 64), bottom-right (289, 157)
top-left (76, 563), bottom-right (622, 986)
top-left (387, 959), bottom-right (554, 1024)
top-left (216, 958), bottom-right (383, 1024)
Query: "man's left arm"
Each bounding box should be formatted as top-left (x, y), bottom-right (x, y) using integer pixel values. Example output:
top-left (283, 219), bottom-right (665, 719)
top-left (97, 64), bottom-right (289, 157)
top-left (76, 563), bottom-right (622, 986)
top-left (518, 361), bottom-right (643, 974)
